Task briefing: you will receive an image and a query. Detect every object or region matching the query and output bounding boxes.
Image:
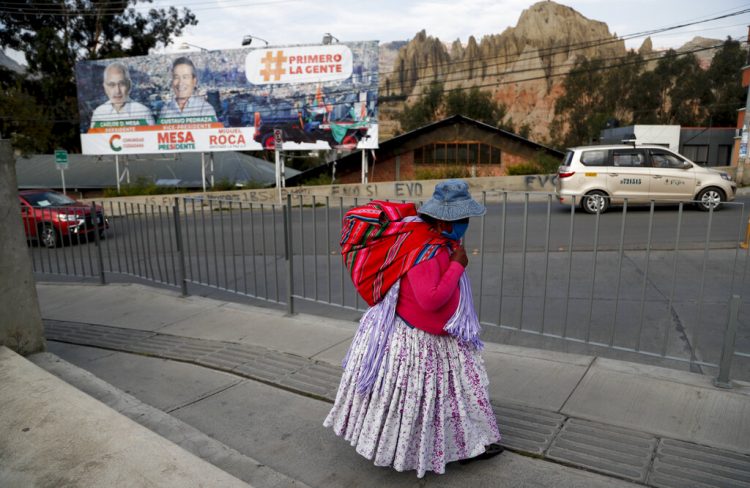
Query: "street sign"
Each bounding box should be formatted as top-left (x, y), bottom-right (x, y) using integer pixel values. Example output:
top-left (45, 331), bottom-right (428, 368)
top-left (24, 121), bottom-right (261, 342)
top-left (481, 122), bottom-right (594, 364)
top-left (273, 129), bottom-right (283, 148)
top-left (54, 149), bottom-right (68, 194)
top-left (55, 149), bottom-right (68, 170)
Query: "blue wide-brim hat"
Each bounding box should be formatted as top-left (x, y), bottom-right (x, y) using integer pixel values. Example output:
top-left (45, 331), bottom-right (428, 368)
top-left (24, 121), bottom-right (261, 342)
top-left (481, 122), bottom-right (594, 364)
top-left (418, 179), bottom-right (486, 221)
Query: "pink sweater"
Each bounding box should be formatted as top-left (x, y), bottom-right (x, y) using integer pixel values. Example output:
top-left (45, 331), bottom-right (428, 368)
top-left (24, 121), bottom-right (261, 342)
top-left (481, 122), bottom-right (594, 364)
top-left (396, 248), bottom-right (464, 335)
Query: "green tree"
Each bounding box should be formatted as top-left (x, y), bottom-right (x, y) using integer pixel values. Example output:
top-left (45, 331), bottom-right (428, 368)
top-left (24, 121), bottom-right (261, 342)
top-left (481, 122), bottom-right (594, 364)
top-left (0, 68), bottom-right (53, 154)
top-left (706, 38), bottom-right (747, 126)
top-left (552, 57), bottom-right (609, 147)
top-left (398, 81), bottom-right (508, 132)
top-left (445, 86), bottom-right (507, 127)
top-left (0, 1), bottom-right (197, 152)
top-left (631, 49), bottom-right (709, 125)
top-left (626, 69), bottom-right (662, 124)
top-left (552, 43), bottom-right (739, 146)
top-left (603, 51), bottom-right (643, 124)
top-left (517, 123), bottom-right (532, 139)
top-left (398, 80), bottom-right (445, 132)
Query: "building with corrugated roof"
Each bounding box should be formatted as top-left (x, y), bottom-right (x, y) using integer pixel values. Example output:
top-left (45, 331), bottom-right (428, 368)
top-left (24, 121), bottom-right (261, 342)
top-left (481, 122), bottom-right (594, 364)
top-left (15, 151), bottom-right (299, 197)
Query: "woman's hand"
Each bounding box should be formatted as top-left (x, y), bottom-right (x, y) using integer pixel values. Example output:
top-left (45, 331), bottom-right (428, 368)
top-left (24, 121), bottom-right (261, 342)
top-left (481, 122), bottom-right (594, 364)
top-left (450, 245), bottom-right (468, 268)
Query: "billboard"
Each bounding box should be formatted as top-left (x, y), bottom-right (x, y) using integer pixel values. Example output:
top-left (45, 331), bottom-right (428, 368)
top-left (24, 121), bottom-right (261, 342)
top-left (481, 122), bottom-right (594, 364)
top-left (75, 41), bottom-right (379, 155)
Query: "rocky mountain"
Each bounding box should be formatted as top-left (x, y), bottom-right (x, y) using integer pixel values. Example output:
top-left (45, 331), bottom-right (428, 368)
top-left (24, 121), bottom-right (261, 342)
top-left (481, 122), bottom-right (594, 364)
top-left (377, 1), bottom-right (721, 141)
top-left (676, 36), bottom-right (723, 68)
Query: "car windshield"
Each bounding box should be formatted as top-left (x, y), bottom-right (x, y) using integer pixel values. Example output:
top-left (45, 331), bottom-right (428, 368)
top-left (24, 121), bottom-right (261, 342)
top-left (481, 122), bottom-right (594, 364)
top-left (23, 191), bottom-right (76, 207)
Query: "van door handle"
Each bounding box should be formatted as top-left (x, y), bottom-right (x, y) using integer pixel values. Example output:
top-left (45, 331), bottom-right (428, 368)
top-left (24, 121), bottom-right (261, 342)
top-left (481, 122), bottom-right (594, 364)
top-left (609, 173), bottom-right (619, 177)
top-left (653, 176), bottom-right (663, 179)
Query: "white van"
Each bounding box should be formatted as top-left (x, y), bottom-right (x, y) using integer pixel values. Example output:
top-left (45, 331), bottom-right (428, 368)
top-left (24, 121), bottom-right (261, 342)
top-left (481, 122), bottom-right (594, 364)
top-left (555, 144), bottom-right (737, 214)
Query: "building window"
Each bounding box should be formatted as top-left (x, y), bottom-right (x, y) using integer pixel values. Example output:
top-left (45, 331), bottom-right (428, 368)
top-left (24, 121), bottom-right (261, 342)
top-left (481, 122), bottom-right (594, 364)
top-left (717, 145), bottom-right (731, 166)
top-left (413, 142), bottom-right (501, 165)
top-left (478, 144), bottom-right (490, 164)
top-left (435, 144), bottom-right (447, 164)
top-left (682, 145), bottom-right (709, 164)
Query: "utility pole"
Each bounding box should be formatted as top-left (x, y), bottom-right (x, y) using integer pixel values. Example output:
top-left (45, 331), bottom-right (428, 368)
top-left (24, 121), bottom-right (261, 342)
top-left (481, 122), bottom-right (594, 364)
top-left (735, 26), bottom-right (750, 185)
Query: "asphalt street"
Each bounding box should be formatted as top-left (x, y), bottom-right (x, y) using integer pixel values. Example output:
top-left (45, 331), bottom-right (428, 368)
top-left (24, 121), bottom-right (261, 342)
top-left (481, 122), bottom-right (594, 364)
top-left (28, 194), bottom-right (750, 380)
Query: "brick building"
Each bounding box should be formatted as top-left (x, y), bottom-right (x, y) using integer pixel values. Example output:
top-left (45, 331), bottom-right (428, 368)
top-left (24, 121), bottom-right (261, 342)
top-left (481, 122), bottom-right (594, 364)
top-left (288, 115), bottom-right (563, 185)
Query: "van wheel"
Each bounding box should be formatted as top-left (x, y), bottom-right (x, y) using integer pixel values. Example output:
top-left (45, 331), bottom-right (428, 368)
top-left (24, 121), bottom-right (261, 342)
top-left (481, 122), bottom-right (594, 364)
top-left (582, 191), bottom-right (609, 214)
top-left (695, 187), bottom-right (724, 211)
top-left (39, 224), bottom-right (59, 248)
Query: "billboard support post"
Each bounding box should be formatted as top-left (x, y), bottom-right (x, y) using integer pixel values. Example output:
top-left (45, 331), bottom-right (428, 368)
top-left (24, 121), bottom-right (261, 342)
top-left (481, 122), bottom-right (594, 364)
top-left (118, 160), bottom-right (130, 185)
top-left (361, 150), bottom-right (368, 184)
top-left (201, 153), bottom-right (207, 192)
top-left (209, 152), bottom-right (215, 188)
top-left (275, 148), bottom-right (282, 203)
top-left (60, 167), bottom-right (66, 195)
top-left (115, 155), bottom-right (120, 193)
top-left (274, 128), bottom-right (284, 203)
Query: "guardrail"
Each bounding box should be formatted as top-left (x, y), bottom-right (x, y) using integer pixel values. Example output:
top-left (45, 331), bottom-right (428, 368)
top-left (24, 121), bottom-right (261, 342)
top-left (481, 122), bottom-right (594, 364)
top-left (27, 192), bottom-right (749, 385)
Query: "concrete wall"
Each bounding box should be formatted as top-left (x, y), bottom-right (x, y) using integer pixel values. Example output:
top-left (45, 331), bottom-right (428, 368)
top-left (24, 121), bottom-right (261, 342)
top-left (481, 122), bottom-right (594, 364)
top-left (85, 174), bottom-right (561, 214)
top-left (0, 140), bottom-right (45, 355)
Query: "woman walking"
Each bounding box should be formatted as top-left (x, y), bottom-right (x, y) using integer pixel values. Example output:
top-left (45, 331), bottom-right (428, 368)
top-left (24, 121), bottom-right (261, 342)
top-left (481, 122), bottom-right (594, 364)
top-left (324, 179), bottom-right (502, 477)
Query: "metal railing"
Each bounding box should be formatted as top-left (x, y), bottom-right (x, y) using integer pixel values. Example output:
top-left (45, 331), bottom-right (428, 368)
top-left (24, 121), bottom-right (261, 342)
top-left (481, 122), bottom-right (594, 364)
top-left (26, 191), bottom-right (749, 384)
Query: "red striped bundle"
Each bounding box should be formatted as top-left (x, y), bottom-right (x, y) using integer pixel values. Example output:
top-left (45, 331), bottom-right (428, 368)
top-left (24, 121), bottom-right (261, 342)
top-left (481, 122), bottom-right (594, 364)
top-left (340, 200), bottom-right (451, 306)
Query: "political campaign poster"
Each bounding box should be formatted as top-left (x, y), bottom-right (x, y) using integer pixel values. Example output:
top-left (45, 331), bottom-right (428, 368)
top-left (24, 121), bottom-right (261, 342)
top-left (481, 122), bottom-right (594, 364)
top-left (75, 41), bottom-right (379, 155)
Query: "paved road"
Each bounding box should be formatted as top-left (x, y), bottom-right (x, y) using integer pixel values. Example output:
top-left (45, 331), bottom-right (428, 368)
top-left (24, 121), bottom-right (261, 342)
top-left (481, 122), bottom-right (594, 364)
top-left (28, 194), bottom-right (750, 380)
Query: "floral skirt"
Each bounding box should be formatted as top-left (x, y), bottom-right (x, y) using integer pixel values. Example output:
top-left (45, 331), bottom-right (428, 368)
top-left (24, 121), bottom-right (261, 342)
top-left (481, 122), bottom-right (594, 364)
top-left (323, 318), bottom-right (501, 478)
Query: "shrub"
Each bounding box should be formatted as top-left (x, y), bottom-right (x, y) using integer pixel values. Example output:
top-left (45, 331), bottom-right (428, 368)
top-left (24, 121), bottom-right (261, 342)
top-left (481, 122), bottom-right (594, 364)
top-left (302, 174), bottom-right (334, 186)
top-left (102, 176), bottom-right (263, 197)
top-left (532, 150), bottom-right (563, 174)
top-left (103, 177), bottom-right (187, 197)
top-left (414, 165), bottom-right (471, 180)
top-left (505, 162), bottom-right (542, 176)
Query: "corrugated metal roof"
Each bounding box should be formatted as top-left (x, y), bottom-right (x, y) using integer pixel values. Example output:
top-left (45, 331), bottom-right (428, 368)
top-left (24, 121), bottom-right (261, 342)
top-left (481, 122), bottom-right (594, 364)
top-left (287, 114), bottom-right (564, 185)
top-left (15, 151), bottom-right (300, 189)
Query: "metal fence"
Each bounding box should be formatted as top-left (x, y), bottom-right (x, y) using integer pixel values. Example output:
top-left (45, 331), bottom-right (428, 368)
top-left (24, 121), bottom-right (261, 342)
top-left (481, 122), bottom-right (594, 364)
top-left (26, 191), bottom-right (750, 384)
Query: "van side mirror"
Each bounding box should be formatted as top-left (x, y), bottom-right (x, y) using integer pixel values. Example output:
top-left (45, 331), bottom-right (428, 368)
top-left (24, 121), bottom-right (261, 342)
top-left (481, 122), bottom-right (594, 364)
top-left (681, 161), bottom-right (692, 170)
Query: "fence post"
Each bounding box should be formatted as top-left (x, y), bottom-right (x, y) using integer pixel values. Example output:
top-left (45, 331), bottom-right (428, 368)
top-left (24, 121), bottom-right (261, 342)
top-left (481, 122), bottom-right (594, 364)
top-left (91, 202), bottom-right (106, 285)
top-left (285, 193), bottom-right (295, 315)
top-left (714, 294), bottom-right (740, 388)
top-left (173, 197), bottom-right (188, 297)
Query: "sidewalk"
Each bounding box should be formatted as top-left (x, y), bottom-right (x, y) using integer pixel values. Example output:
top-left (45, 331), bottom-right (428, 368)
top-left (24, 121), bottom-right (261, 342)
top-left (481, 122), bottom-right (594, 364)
top-left (19, 281), bottom-right (750, 486)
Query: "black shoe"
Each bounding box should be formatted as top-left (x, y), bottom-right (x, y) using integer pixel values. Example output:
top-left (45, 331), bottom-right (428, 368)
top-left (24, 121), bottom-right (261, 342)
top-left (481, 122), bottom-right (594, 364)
top-left (458, 443), bottom-right (504, 465)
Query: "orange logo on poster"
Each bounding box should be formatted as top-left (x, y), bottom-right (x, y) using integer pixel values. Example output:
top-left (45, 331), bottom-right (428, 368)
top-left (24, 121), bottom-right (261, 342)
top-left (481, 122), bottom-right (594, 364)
top-left (259, 50), bottom-right (287, 82)
top-left (109, 134), bottom-right (122, 152)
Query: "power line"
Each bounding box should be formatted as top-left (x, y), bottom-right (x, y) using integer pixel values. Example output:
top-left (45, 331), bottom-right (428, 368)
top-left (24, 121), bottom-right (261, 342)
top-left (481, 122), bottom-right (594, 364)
top-left (378, 8), bottom-right (750, 89)
top-left (2, 7), bottom-right (747, 125)
top-left (4, 2), bottom-right (747, 91)
top-left (393, 40), bottom-right (746, 103)
top-left (0, 0), bottom-right (301, 15)
top-left (9, 38), bottom-right (745, 118)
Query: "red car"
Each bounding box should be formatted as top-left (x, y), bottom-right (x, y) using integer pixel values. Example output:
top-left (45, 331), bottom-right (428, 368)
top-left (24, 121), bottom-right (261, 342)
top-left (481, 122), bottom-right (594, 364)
top-left (19, 189), bottom-right (108, 248)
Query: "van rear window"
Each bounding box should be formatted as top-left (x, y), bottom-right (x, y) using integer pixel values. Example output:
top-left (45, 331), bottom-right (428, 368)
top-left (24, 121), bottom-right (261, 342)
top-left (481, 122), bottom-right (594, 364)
top-left (580, 150), bottom-right (608, 166)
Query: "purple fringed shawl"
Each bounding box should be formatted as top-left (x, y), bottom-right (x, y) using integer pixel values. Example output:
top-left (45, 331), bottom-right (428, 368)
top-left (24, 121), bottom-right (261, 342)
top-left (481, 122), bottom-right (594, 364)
top-left (343, 273), bottom-right (483, 395)
top-left (443, 273), bottom-right (484, 350)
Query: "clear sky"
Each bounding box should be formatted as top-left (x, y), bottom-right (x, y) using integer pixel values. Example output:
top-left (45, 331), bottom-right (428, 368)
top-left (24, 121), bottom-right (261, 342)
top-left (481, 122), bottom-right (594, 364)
top-left (157, 0), bottom-right (750, 54)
